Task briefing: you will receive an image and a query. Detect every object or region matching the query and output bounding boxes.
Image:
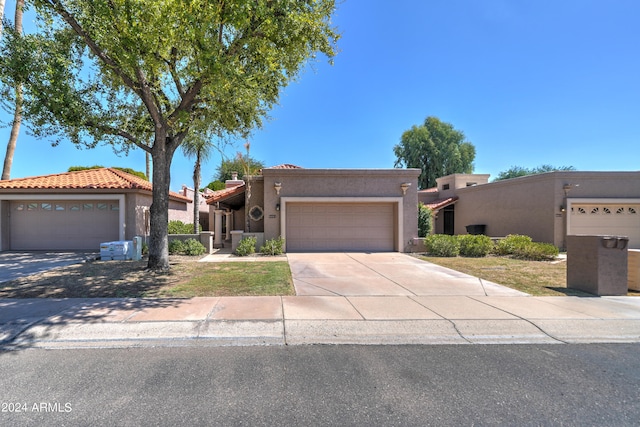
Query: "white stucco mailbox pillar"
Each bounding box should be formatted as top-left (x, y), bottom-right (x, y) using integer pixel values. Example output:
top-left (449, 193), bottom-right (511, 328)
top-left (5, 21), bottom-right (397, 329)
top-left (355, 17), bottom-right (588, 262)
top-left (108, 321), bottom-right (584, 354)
top-left (214, 209), bottom-right (224, 248)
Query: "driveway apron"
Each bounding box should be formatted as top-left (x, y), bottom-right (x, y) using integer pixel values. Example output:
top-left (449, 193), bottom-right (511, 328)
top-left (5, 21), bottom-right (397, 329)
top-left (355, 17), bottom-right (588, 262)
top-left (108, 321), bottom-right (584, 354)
top-left (0, 251), bottom-right (97, 283)
top-left (286, 252), bottom-right (526, 297)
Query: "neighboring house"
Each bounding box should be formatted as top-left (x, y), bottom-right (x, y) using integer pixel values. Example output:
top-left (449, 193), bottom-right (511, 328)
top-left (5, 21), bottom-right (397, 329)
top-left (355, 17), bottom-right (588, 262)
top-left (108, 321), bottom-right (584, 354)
top-left (207, 165), bottom-right (421, 252)
top-left (0, 168), bottom-right (191, 251)
top-left (419, 171), bottom-right (640, 249)
top-left (180, 185), bottom-right (213, 230)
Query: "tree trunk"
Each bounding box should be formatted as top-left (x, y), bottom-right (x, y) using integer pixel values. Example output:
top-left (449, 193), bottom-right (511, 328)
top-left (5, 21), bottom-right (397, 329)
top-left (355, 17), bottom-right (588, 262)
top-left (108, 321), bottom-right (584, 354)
top-left (192, 149), bottom-right (201, 234)
top-left (1, 0), bottom-right (24, 181)
top-left (0, 0), bottom-right (6, 37)
top-left (147, 133), bottom-right (178, 271)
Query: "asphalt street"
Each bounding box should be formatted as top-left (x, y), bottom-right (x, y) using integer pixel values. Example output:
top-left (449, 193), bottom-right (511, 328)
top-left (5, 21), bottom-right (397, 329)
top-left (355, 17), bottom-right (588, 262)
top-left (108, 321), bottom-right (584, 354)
top-left (1, 344), bottom-right (639, 426)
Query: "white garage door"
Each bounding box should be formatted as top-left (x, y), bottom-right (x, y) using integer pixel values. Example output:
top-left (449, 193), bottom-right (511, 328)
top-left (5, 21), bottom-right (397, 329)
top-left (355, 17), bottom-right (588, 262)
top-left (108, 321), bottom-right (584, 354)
top-left (286, 203), bottom-right (395, 252)
top-left (10, 200), bottom-right (120, 250)
top-left (569, 203), bottom-right (640, 249)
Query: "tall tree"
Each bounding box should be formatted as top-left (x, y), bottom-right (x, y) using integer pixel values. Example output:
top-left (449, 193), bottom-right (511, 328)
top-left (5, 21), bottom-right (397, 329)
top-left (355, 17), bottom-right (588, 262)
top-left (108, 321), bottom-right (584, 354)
top-left (0, 0), bottom-right (338, 270)
top-left (394, 116), bottom-right (476, 189)
top-left (494, 164), bottom-right (576, 181)
top-left (1, 0), bottom-right (24, 180)
top-left (182, 134), bottom-right (215, 235)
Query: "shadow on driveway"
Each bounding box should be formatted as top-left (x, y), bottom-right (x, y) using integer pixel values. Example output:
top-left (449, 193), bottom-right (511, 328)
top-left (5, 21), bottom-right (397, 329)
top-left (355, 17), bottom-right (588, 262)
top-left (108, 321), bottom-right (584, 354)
top-left (0, 251), bottom-right (98, 283)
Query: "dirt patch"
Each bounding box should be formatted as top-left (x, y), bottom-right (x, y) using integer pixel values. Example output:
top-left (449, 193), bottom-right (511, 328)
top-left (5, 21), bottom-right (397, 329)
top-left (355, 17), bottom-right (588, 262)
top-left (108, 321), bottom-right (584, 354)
top-left (0, 256), bottom-right (200, 298)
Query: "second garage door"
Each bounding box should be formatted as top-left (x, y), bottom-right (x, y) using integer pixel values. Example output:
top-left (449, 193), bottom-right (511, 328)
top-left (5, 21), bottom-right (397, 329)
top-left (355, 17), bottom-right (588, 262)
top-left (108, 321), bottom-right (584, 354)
top-left (569, 202), bottom-right (640, 249)
top-left (286, 202), bottom-right (395, 252)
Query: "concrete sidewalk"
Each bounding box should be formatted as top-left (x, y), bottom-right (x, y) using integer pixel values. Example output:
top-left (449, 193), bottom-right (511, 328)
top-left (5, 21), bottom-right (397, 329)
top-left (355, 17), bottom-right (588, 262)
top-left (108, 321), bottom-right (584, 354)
top-left (2, 294), bottom-right (640, 349)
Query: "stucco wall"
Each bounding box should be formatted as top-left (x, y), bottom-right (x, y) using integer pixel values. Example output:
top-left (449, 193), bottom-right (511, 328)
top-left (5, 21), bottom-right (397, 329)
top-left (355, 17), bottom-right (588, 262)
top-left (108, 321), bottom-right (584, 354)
top-left (127, 193), bottom-right (191, 239)
top-left (0, 200), bottom-right (8, 251)
top-left (246, 177), bottom-right (265, 233)
top-left (261, 168), bottom-right (420, 252)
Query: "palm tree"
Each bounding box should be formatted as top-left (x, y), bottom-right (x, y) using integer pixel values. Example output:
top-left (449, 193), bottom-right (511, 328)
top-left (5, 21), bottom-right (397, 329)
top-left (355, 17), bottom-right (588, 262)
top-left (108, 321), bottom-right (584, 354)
top-left (182, 135), bottom-right (215, 234)
top-left (1, 0), bottom-right (24, 180)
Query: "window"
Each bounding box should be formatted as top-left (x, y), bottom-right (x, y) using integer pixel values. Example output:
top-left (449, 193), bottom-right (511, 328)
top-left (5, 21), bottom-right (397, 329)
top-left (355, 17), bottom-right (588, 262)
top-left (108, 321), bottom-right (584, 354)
top-left (14, 204), bottom-right (24, 211)
top-left (83, 203), bottom-right (93, 210)
top-left (97, 203), bottom-right (108, 210)
top-left (630, 207), bottom-right (637, 214)
top-left (27, 203), bottom-right (38, 211)
top-left (442, 184), bottom-right (450, 190)
top-left (55, 204), bottom-right (65, 211)
top-left (248, 206), bottom-right (264, 221)
top-left (110, 204), bottom-right (119, 211)
top-left (41, 203), bottom-right (52, 211)
top-left (70, 204), bottom-right (80, 211)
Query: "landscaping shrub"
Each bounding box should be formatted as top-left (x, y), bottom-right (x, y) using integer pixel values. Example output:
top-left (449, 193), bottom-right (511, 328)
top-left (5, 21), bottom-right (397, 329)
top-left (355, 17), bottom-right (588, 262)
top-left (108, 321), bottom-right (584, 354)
top-left (425, 234), bottom-right (460, 257)
top-left (260, 237), bottom-right (285, 256)
top-left (168, 220), bottom-right (201, 234)
top-left (458, 234), bottom-right (493, 257)
top-left (493, 234), bottom-right (559, 260)
top-left (513, 242), bottom-right (559, 261)
top-left (493, 234), bottom-right (532, 256)
top-left (235, 236), bottom-right (257, 256)
top-left (168, 239), bottom-right (186, 255)
top-left (418, 203), bottom-right (432, 238)
top-left (182, 238), bottom-right (206, 256)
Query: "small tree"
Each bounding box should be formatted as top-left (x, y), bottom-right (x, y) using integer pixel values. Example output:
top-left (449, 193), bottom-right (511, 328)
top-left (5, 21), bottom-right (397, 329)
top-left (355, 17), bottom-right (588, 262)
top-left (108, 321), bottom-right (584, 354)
top-left (494, 165), bottom-right (576, 181)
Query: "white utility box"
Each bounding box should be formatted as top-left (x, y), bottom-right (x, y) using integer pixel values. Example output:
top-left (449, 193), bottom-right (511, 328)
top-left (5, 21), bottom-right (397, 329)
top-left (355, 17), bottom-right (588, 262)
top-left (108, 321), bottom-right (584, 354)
top-left (100, 241), bottom-right (133, 260)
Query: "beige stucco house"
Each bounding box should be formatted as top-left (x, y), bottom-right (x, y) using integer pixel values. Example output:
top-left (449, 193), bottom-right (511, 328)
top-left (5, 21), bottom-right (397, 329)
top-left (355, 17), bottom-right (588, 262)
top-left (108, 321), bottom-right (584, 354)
top-left (420, 171), bottom-right (640, 250)
top-left (0, 168), bottom-right (191, 251)
top-left (207, 166), bottom-right (421, 252)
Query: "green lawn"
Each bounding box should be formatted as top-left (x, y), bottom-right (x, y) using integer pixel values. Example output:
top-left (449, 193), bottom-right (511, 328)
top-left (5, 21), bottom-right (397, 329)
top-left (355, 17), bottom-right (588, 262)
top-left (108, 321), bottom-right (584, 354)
top-left (150, 261), bottom-right (295, 298)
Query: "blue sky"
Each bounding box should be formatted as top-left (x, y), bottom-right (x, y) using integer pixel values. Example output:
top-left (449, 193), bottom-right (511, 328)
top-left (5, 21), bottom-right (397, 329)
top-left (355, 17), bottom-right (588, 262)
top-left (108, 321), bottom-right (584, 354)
top-left (1, 0), bottom-right (639, 191)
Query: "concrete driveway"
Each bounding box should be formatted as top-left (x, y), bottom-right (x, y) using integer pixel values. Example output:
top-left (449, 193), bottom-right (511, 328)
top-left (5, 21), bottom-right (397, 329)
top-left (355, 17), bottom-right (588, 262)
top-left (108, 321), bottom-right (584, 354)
top-left (0, 251), bottom-right (97, 283)
top-left (287, 252), bottom-right (526, 297)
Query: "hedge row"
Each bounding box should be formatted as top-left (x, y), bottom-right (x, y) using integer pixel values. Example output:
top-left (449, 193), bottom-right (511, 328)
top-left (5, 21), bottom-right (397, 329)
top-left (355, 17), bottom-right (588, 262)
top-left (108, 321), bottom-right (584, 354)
top-left (424, 234), bottom-right (559, 261)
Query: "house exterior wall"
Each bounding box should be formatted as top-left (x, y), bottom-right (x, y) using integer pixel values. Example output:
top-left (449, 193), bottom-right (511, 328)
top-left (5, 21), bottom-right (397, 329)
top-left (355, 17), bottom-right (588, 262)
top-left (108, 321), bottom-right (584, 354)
top-left (0, 201), bottom-right (9, 251)
top-left (246, 177), bottom-right (265, 233)
top-left (447, 171), bottom-right (640, 249)
top-left (261, 168), bottom-right (420, 252)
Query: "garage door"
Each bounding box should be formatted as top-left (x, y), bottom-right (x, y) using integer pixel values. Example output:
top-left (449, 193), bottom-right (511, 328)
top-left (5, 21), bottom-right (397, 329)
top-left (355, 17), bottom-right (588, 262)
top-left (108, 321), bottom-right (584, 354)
top-left (569, 203), bottom-right (640, 249)
top-left (286, 203), bottom-right (395, 252)
top-left (10, 200), bottom-right (120, 250)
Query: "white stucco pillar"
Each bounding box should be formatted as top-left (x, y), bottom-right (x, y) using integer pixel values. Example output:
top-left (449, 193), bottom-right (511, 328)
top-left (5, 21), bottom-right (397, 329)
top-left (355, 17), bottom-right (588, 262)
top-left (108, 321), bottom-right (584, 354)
top-left (225, 211), bottom-right (233, 241)
top-left (214, 209), bottom-right (224, 248)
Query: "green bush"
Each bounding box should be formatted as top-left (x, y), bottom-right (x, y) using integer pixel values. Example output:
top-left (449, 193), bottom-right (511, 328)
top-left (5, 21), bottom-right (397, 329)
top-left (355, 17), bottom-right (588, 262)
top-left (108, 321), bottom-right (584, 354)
top-left (260, 237), bottom-right (285, 256)
top-left (514, 242), bottom-right (559, 261)
top-left (493, 234), bottom-right (559, 261)
top-left (235, 236), bottom-right (257, 257)
top-left (168, 220), bottom-right (201, 234)
top-left (425, 234), bottom-right (460, 257)
top-left (418, 203), bottom-right (432, 238)
top-left (493, 234), bottom-right (532, 256)
top-left (458, 234), bottom-right (493, 257)
top-left (183, 238), bottom-right (206, 256)
top-left (168, 239), bottom-right (186, 255)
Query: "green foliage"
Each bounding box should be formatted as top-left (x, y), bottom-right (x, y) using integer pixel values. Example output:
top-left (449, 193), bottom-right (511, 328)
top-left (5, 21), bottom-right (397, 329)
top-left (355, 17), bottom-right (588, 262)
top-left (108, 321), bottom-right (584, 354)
top-left (68, 165), bottom-right (148, 180)
top-left (425, 234), bottom-right (460, 257)
top-left (203, 180), bottom-right (226, 191)
top-left (493, 234), bottom-right (559, 260)
top-left (168, 238), bottom-right (206, 256)
top-left (142, 243), bottom-right (149, 255)
top-left (494, 165), bottom-right (576, 181)
top-left (168, 239), bottom-right (186, 255)
top-left (168, 220), bottom-right (201, 234)
top-left (393, 116), bottom-right (476, 189)
top-left (235, 236), bottom-right (257, 257)
top-left (260, 237), bottom-right (285, 256)
top-left (458, 235), bottom-right (493, 257)
top-left (182, 238), bottom-right (206, 256)
top-left (418, 203), bottom-right (432, 237)
top-left (493, 234), bottom-right (532, 256)
top-left (216, 156), bottom-right (265, 181)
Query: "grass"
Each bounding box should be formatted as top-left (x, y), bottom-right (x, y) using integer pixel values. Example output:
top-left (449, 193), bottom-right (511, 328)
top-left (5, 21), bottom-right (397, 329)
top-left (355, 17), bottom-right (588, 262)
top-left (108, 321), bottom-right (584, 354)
top-left (151, 262), bottom-right (295, 298)
top-left (0, 258), bottom-right (295, 299)
top-left (420, 255), bottom-right (640, 296)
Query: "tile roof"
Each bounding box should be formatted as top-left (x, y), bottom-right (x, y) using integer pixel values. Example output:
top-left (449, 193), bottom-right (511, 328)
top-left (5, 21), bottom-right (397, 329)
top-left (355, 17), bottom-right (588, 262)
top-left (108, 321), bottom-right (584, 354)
top-left (423, 196), bottom-right (458, 210)
top-left (0, 168), bottom-right (191, 202)
top-left (206, 183), bottom-right (246, 204)
top-left (258, 164), bottom-right (303, 173)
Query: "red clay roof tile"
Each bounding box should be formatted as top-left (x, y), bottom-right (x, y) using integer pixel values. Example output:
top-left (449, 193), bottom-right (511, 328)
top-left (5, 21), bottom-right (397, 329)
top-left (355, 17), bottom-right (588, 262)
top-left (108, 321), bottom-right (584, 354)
top-left (0, 168), bottom-right (191, 202)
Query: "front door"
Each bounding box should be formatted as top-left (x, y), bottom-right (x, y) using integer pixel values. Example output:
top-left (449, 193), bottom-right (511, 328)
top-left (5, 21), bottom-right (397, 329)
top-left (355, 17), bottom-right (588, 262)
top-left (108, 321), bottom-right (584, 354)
top-left (443, 205), bottom-right (455, 235)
